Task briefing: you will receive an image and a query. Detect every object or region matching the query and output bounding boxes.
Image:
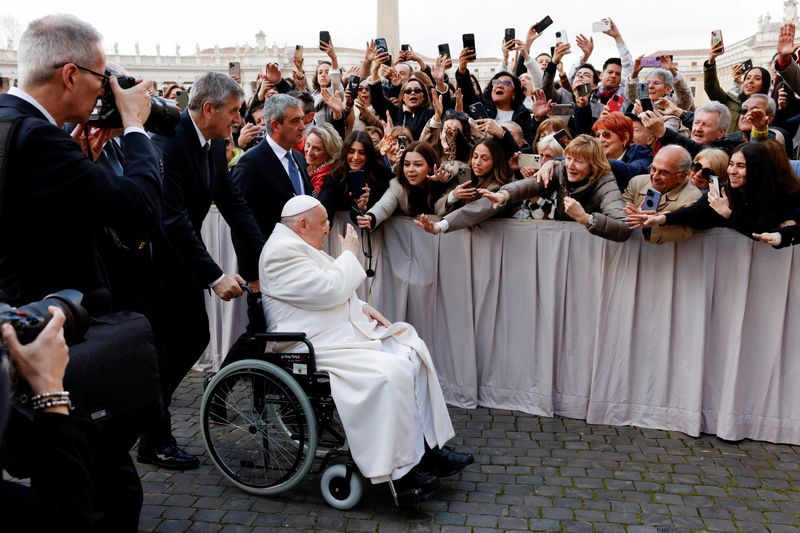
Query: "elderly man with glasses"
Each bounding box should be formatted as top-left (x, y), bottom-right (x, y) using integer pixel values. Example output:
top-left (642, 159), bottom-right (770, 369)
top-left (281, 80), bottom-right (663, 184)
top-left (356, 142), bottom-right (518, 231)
top-left (623, 145), bottom-right (701, 244)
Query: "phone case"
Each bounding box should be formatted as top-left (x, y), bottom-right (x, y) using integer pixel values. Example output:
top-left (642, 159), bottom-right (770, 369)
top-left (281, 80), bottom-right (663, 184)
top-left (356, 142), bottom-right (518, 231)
top-left (534, 16), bottom-right (553, 35)
top-left (640, 56), bottom-right (661, 68)
top-left (591, 19), bottom-right (610, 33)
top-left (607, 96), bottom-right (624, 112)
top-left (469, 102), bottom-right (488, 119)
top-left (551, 104), bottom-right (575, 116)
top-left (642, 189), bottom-right (662, 211)
top-left (462, 34), bottom-right (476, 51)
top-left (637, 83), bottom-right (650, 100)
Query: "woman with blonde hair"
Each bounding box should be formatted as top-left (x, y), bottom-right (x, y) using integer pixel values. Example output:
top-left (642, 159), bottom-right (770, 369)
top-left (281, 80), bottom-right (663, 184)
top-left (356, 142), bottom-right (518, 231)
top-left (689, 148), bottom-right (729, 192)
top-left (304, 123), bottom-right (343, 194)
top-left (416, 135), bottom-right (631, 241)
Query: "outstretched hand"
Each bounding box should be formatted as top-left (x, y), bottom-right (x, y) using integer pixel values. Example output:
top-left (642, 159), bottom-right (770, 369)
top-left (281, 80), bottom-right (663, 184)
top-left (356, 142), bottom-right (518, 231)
top-left (753, 232), bottom-right (782, 246)
top-left (414, 213), bottom-right (441, 234)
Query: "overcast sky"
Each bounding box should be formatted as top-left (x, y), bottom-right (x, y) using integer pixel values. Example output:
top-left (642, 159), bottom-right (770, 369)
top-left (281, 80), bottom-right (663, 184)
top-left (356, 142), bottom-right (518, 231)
top-left (0, 1), bottom-right (794, 65)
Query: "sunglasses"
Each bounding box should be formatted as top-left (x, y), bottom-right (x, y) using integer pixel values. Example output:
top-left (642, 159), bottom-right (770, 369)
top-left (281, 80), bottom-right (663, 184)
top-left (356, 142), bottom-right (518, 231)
top-left (690, 161), bottom-right (713, 178)
top-left (403, 87), bottom-right (425, 95)
top-left (491, 79), bottom-right (514, 88)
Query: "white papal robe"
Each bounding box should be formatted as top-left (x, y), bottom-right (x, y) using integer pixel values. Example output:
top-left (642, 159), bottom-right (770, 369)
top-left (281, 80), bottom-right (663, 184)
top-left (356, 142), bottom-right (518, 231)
top-left (259, 224), bottom-right (455, 482)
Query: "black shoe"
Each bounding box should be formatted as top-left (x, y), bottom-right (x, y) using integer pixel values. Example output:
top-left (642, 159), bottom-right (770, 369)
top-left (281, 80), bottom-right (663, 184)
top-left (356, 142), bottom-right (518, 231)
top-left (137, 442), bottom-right (200, 471)
top-left (417, 446), bottom-right (475, 478)
top-left (391, 469), bottom-right (440, 505)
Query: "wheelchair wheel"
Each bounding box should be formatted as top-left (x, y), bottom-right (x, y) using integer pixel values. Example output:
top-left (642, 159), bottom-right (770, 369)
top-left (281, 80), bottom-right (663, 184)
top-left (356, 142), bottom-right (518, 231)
top-left (320, 463), bottom-right (363, 510)
top-left (201, 359), bottom-right (317, 495)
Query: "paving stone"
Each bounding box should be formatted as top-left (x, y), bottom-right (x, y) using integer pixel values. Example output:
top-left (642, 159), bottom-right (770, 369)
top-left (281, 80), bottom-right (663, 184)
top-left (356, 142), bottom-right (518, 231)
top-left (133, 371), bottom-right (800, 533)
top-left (528, 518), bottom-right (561, 531)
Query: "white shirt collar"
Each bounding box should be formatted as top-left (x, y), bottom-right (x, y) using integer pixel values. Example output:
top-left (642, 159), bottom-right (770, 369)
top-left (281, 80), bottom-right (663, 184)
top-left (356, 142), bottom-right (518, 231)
top-left (188, 111), bottom-right (209, 148)
top-left (8, 87), bottom-right (58, 126)
top-left (266, 133), bottom-right (290, 161)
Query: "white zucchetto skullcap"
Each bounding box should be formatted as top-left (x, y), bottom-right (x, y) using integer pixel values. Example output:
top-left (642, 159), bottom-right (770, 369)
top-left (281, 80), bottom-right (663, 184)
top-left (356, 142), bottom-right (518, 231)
top-left (281, 195), bottom-right (322, 217)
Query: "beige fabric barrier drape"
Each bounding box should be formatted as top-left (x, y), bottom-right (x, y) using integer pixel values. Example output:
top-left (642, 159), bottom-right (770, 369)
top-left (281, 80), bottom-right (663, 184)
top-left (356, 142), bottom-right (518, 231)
top-left (201, 209), bottom-right (800, 445)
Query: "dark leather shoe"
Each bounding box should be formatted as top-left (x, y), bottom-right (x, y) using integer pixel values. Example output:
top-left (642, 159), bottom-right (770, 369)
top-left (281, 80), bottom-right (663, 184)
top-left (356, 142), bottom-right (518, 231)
top-left (417, 446), bottom-right (475, 478)
top-left (392, 469), bottom-right (440, 505)
top-left (137, 442), bottom-right (200, 471)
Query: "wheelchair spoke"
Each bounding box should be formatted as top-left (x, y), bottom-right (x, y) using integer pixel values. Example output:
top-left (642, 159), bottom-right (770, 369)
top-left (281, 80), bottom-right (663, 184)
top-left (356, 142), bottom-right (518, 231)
top-left (203, 364), bottom-right (316, 490)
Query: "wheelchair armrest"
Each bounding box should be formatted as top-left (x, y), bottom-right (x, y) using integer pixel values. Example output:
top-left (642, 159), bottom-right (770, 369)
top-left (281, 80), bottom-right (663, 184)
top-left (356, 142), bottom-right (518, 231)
top-left (254, 332), bottom-right (308, 342)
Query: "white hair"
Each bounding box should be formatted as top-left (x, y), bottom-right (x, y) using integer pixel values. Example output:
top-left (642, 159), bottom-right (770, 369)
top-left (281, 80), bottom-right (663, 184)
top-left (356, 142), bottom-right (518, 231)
top-left (696, 101), bottom-right (732, 131)
top-left (18, 14), bottom-right (102, 86)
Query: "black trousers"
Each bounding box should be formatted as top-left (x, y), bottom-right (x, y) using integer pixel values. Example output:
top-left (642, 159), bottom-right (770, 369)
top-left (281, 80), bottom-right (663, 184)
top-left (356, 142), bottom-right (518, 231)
top-left (140, 285), bottom-right (209, 446)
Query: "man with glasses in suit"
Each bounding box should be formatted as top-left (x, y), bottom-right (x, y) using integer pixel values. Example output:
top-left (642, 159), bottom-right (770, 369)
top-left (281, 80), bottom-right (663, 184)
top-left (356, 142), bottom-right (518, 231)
top-left (0, 14), bottom-right (159, 531)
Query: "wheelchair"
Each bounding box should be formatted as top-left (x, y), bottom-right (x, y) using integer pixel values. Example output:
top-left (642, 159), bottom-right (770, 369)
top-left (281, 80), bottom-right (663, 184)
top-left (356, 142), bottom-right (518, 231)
top-left (199, 290), bottom-right (365, 510)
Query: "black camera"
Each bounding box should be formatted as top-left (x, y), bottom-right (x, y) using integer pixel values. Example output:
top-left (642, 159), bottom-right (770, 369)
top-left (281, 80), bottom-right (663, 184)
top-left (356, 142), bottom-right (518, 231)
top-left (0, 290), bottom-right (90, 346)
top-left (88, 66), bottom-right (180, 135)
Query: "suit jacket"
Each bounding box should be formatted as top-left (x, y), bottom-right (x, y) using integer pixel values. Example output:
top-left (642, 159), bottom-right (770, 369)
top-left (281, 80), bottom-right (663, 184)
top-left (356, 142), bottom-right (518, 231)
top-left (231, 137), bottom-right (312, 244)
top-left (0, 94), bottom-right (161, 315)
top-left (622, 175), bottom-right (702, 244)
top-left (150, 110), bottom-right (264, 287)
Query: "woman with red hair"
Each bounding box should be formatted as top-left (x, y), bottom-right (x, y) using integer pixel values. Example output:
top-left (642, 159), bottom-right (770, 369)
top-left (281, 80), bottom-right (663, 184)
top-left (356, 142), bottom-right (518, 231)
top-left (592, 112), bottom-right (653, 189)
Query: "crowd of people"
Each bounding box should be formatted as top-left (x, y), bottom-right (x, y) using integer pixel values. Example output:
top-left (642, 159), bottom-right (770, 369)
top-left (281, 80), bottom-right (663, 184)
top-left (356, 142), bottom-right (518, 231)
top-left (4, 11), bottom-right (800, 530)
top-left (168, 18), bottom-right (800, 248)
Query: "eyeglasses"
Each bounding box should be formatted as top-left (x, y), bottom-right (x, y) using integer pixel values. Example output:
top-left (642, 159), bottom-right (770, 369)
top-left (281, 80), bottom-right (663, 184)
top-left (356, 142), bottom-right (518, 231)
top-left (595, 130), bottom-right (616, 139)
top-left (738, 107), bottom-right (749, 115)
top-left (650, 167), bottom-right (683, 178)
top-left (690, 161), bottom-right (713, 178)
top-left (492, 79), bottom-right (514, 88)
top-left (403, 88), bottom-right (425, 95)
top-left (53, 62), bottom-right (110, 89)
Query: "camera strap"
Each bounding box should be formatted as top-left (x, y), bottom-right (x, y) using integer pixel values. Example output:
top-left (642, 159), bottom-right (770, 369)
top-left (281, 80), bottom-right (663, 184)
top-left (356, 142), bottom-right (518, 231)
top-left (0, 117), bottom-right (22, 222)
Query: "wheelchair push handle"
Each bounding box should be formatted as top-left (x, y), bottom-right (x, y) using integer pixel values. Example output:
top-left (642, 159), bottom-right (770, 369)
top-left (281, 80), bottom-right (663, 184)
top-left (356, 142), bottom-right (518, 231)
top-left (239, 283), bottom-right (254, 296)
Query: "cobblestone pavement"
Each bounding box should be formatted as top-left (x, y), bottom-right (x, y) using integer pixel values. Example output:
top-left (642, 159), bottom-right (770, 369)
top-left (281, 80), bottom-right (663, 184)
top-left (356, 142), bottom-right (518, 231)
top-left (135, 371), bottom-right (800, 532)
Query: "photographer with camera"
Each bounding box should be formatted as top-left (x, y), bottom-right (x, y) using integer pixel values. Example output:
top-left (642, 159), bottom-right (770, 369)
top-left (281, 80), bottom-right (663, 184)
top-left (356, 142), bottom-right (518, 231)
top-left (0, 14), bottom-right (160, 316)
top-left (0, 14), bottom-right (161, 531)
top-left (1, 307), bottom-right (97, 532)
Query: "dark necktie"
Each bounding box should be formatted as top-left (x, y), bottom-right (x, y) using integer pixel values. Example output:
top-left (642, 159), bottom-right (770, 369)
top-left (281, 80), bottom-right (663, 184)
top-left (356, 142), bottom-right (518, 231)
top-left (202, 142), bottom-right (211, 189)
top-left (285, 152), bottom-right (304, 196)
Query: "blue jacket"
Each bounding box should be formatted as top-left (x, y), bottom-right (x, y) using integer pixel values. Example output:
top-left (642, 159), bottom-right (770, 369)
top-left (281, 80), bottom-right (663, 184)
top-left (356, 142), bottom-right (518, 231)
top-left (610, 143), bottom-right (653, 190)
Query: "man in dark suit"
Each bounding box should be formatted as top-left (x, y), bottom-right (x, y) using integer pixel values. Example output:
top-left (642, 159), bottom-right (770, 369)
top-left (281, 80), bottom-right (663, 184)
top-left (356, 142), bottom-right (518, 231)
top-left (139, 71), bottom-right (265, 470)
top-left (220, 93), bottom-right (312, 368)
top-left (232, 93), bottom-right (312, 241)
top-left (0, 14), bottom-right (159, 532)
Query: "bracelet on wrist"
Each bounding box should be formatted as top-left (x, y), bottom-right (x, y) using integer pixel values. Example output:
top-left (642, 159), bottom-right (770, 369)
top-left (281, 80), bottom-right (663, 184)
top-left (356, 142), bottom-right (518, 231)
top-left (31, 391), bottom-right (73, 411)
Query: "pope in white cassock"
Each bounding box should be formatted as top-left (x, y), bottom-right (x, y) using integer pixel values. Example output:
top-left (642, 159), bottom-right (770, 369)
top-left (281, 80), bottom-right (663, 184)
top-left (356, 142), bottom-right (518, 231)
top-left (259, 196), bottom-right (473, 500)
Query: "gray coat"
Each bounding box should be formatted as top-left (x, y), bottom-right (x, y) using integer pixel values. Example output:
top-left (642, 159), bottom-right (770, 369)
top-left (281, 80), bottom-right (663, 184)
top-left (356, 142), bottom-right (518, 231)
top-left (445, 162), bottom-right (631, 242)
